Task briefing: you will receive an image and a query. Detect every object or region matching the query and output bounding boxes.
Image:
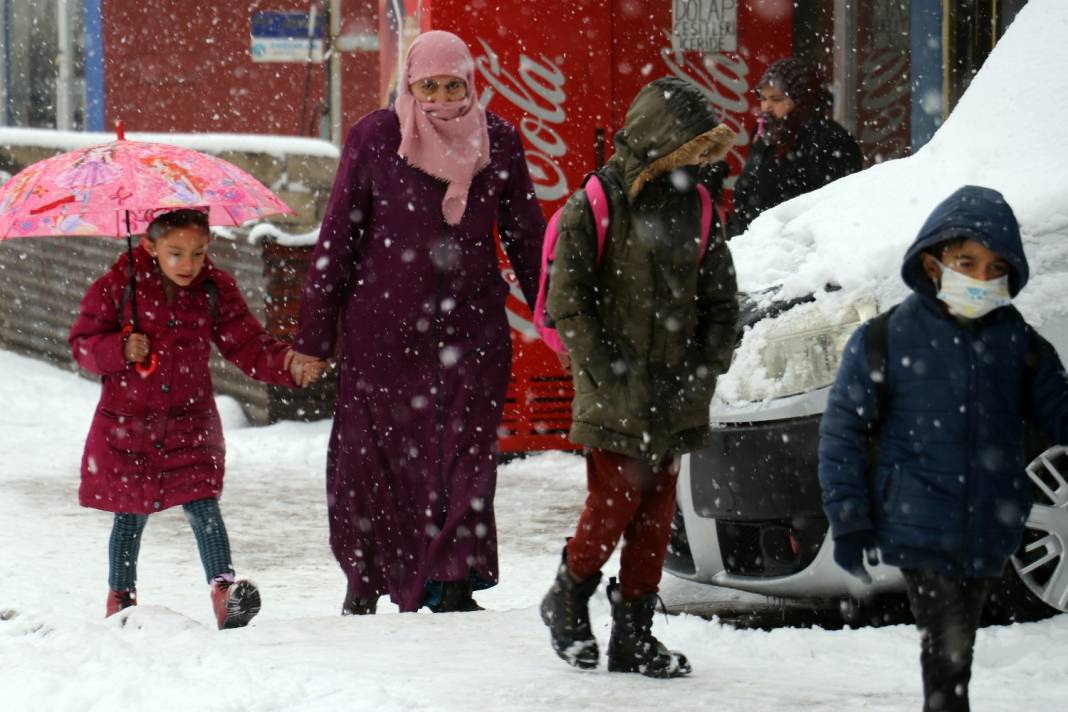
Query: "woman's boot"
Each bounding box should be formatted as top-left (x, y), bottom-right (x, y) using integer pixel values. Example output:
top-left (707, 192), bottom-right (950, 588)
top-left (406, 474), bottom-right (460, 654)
top-left (540, 547), bottom-right (602, 669)
top-left (342, 588), bottom-right (378, 615)
top-left (430, 581), bottom-right (484, 612)
top-left (606, 578), bottom-right (691, 678)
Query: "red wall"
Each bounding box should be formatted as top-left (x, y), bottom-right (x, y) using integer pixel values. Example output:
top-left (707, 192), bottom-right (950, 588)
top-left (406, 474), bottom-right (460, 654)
top-left (100, 1), bottom-right (379, 136)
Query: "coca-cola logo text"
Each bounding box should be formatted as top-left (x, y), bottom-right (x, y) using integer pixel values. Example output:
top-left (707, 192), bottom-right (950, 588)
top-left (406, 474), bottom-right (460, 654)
top-left (659, 45), bottom-right (751, 188)
top-left (474, 38), bottom-right (570, 202)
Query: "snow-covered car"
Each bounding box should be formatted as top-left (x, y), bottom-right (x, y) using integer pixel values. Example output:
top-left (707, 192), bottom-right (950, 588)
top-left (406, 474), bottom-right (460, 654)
top-left (665, 2), bottom-right (1068, 620)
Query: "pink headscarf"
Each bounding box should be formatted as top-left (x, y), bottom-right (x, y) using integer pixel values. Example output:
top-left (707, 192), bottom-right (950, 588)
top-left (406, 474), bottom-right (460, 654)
top-left (394, 31), bottom-right (491, 226)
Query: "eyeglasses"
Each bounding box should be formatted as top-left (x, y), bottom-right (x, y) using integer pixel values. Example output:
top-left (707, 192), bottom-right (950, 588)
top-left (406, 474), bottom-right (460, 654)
top-left (416, 78), bottom-right (466, 94)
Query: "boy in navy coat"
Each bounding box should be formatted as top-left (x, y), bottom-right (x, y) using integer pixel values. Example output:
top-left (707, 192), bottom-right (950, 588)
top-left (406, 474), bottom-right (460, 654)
top-left (818, 185), bottom-right (1068, 712)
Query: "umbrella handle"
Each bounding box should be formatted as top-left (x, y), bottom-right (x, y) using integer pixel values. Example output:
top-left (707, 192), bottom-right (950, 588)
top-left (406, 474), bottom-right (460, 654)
top-left (136, 354), bottom-right (159, 378)
top-left (122, 324), bottom-right (159, 378)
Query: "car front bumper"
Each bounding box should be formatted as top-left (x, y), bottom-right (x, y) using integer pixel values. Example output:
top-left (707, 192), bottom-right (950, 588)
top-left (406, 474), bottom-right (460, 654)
top-left (667, 389), bottom-right (904, 599)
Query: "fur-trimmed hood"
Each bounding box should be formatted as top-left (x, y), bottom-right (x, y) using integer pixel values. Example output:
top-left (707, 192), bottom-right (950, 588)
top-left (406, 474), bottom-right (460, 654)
top-left (608, 77), bottom-right (736, 198)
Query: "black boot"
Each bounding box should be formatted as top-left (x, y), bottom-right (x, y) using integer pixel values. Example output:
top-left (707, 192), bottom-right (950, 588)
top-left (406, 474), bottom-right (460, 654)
top-left (342, 581), bottom-right (378, 615)
top-left (430, 581), bottom-right (484, 613)
top-left (606, 578), bottom-right (691, 678)
top-left (540, 547), bottom-right (602, 669)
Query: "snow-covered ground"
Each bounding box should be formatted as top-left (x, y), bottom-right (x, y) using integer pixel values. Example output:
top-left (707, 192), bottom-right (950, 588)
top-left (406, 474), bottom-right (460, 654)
top-left (1, 349), bottom-right (1067, 711)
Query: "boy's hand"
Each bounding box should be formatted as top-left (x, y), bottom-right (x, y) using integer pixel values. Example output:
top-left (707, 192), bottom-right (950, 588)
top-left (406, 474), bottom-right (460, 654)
top-left (124, 332), bottom-right (150, 363)
top-left (832, 530), bottom-right (879, 585)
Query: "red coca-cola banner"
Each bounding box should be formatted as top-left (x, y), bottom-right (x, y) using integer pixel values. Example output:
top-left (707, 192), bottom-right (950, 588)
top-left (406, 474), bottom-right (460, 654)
top-left (384, 1), bottom-right (793, 451)
top-left (612, 1), bottom-right (793, 189)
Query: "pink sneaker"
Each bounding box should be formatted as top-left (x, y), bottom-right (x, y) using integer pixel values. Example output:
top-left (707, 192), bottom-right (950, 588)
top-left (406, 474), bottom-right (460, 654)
top-left (210, 575), bottom-right (261, 630)
top-left (106, 588), bottom-right (137, 618)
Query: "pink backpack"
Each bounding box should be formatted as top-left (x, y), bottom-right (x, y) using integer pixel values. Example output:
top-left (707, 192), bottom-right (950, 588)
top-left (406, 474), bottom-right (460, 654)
top-left (533, 175), bottom-right (714, 354)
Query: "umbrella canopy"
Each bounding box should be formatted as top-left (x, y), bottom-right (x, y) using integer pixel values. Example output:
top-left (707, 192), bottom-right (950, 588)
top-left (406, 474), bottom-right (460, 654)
top-left (0, 123), bottom-right (292, 239)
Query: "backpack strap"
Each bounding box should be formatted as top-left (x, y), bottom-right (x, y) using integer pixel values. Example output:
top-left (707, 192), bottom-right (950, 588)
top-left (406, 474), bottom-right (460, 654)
top-left (864, 305), bottom-right (898, 426)
top-left (862, 305), bottom-right (898, 495)
top-left (585, 175), bottom-right (611, 268)
top-left (697, 183), bottom-right (713, 262)
top-left (1022, 323), bottom-right (1041, 398)
top-left (587, 175), bottom-right (712, 266)
top-left (1024, 324), bottom-right (1040, 371)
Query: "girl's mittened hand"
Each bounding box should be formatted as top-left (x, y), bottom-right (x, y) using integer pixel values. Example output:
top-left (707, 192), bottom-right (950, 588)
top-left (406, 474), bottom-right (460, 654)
top-left (124, 332), bottom-right (150, 363)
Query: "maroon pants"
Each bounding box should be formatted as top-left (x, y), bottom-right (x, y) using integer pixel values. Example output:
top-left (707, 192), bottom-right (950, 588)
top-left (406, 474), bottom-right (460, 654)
top-left (565, 448), bottom-right (679, 601)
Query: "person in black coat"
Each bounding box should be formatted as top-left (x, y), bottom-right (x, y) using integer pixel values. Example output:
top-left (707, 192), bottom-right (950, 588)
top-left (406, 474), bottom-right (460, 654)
top-left (727, 58), bottom-right (862, 237)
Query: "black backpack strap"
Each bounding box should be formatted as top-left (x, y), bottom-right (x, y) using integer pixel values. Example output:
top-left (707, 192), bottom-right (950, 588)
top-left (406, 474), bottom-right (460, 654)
top-left (864, 305), bottom-right (898, 425)
top-left (1022, 323), bottom-right (1042, 403)
top-left (862, 305), bottom-right (897, 498)
top-left (1024, 323), bottom-right (1040, 370)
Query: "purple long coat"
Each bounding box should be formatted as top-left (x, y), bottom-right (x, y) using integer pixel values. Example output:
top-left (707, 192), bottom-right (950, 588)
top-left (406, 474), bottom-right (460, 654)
top-left (296, 109), bottom-right (545, 612)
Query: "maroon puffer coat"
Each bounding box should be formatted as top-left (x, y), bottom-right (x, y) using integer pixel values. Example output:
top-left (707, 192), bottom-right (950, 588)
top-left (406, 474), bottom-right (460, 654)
top-left (70, 245), bottom-right (296, 514)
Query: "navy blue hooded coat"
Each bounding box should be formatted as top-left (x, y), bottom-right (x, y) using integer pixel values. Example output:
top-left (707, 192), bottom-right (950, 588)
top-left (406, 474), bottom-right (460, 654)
top-left (818, 185), bottom-right (1068, 577)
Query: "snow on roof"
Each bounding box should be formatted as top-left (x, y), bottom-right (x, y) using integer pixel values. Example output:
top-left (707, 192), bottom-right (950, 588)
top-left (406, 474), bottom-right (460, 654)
top-left (0, 127), bottom-right (340, 159)
top-left (728, 0), bottom-right (1068, 326)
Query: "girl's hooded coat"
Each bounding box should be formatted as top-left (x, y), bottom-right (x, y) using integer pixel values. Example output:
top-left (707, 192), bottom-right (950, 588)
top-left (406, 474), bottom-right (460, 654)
top-left (818, 186), bottom-right (1068, 577)
top-left (70, 246), bottom-right (295, 515)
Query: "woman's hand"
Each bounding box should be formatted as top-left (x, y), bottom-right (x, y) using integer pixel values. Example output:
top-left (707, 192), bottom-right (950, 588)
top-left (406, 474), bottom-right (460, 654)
top-left (124, 332), bottom-right (150, 363)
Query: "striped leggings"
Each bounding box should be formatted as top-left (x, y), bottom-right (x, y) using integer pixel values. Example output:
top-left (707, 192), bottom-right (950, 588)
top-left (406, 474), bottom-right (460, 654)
top-left (108, 498), bottom-right (234, 590)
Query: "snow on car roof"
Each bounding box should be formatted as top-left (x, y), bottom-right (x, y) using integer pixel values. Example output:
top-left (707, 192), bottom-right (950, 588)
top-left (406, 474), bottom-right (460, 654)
top-left (728, 0), bottom-right (1068, 328)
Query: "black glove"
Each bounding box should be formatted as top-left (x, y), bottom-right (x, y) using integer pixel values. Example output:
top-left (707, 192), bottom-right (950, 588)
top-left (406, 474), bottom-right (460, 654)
top-left (832, 530), bottom-right (879, 584)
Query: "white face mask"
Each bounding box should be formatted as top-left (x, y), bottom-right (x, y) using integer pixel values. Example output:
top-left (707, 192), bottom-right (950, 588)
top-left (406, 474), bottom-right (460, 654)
top-left (935, 261), bottom-right (1011, 319)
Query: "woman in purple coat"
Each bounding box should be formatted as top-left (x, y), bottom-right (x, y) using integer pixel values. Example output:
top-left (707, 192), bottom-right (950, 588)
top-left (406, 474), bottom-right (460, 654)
top-left (295, 31), bottom-right (545, 614)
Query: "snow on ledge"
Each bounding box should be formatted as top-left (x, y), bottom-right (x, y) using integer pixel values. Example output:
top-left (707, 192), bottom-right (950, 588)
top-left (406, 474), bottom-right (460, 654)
top-left (246, 222), bottom-right (320, 247)
top-left (0, 127), bottom-right (340, 159)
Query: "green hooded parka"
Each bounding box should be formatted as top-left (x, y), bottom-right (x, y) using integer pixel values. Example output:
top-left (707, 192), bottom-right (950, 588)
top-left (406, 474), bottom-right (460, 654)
top-left (547, 77), bottom-right (739, 460)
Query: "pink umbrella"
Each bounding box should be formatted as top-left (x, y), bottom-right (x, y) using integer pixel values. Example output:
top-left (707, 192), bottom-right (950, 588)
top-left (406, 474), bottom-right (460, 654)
top-left (0, 121), bottom-right (294, 375)
top-left (0, 122), bottom-right (292, 238)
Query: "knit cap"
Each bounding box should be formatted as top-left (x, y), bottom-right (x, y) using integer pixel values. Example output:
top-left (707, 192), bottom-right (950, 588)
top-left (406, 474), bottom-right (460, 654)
top-left (758, 58), bottom-right (825, 111)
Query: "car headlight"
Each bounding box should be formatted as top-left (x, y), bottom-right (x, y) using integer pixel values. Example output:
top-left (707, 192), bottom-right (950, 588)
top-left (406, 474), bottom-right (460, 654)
top-left (721, 295), bottom-right (879, 403)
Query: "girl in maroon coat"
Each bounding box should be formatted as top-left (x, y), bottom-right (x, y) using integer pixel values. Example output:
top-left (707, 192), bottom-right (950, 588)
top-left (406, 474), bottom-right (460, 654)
top-left (70, 208), bottom-right (325, 629)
